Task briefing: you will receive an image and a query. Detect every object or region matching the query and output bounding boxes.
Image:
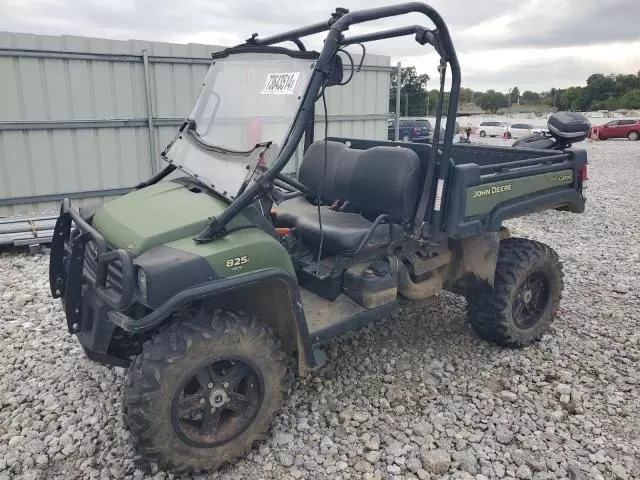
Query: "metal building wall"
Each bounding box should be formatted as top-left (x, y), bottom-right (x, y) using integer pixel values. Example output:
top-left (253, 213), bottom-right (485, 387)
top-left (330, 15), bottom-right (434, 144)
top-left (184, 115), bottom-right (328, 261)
top-left (0, 32), bottom-right (391, 217)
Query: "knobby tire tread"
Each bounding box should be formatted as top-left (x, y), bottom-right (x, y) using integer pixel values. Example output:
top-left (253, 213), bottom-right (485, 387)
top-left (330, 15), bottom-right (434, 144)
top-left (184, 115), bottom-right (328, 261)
top-left (122, 309), bottom-right (287, 473)
top-left (467, 237), bottom-right (564, 347)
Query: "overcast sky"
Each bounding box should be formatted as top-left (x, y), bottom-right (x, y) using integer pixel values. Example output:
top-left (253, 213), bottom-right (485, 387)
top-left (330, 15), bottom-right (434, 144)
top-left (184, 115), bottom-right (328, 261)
top-left (1, 0), bottom-right (639, 92)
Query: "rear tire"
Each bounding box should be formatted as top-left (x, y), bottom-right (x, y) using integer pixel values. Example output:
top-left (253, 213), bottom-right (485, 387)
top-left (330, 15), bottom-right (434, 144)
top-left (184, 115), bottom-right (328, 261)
top-left (466, 238), bottom-right (563, 347)
top-left (628, 131), bottom-right (639, 141)
top-left (123, 309), bottom-right (287, 473)
top-left (479, 130), bottom-right (486, 137)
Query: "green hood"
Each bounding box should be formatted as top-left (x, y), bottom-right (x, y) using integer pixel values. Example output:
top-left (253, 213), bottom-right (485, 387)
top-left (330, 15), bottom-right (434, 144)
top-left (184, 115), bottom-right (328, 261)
top-left (92, 182), bottom-right (230, 256)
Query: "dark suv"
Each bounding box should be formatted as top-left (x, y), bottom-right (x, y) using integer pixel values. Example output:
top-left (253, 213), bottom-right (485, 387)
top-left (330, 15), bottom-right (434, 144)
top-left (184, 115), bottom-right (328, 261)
top-left (388, 118), bottom-right (432, 142)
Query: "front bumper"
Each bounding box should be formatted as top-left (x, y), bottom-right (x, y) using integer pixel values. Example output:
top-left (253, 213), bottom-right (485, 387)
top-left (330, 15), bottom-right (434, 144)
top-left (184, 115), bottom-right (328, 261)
top-left (49, 199), bottom-right (136, 367)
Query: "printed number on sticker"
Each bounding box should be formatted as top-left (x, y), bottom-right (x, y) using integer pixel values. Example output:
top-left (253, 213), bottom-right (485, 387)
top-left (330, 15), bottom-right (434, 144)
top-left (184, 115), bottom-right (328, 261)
top-left (261, 72), bottom-right (300, 95)
top-left (226, 256), bottom-right (250, 268)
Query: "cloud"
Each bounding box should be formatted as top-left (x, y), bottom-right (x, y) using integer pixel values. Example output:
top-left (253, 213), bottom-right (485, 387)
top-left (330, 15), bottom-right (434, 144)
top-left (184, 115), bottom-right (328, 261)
top-left (461, 47), bottom-right (640, 91)
top-left (0, 0), bottom-right (638, 91)
top-left (458, 0), bottom-right (640, 49)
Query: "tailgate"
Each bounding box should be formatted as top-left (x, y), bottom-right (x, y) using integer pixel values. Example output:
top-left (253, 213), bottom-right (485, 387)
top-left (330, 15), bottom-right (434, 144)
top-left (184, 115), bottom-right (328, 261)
top-left (444, 148), bottom-right (587, 239)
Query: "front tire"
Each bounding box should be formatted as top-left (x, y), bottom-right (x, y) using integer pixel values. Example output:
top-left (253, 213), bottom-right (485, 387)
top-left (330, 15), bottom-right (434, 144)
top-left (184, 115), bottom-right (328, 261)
top-left (628, 131), bottom-right (639, 141)
top-left (479, 130), bottom-right (486, 137)
top-left (123, 309), bottom-right (287, 473)
top-left (466, 238), bottom-right (563, 347)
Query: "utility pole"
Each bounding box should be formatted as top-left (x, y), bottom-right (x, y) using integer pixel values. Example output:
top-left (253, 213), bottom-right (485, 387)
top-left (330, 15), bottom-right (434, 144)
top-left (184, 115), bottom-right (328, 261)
top-left (423, 80), bottom-right (429, 117)
top-left (508, 87), bottom-right (512, 113)
top-left (395, 62), bottom-right (401, 141)
top-left (405, 93), bottom-right (409, 117)
top-left (553, 89), bottom-right (557, 111)
top-left (427, 90), bottom-right (430, 116)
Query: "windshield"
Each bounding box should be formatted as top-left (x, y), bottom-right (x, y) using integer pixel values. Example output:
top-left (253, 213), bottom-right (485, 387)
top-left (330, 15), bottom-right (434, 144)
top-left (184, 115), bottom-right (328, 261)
top-left (162, 49), bottom-right (317, 201)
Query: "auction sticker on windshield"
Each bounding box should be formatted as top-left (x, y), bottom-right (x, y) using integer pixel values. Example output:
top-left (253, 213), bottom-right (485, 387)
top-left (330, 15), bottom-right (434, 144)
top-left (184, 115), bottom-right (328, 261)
top-left (261, 72), bottom-right (301, 95)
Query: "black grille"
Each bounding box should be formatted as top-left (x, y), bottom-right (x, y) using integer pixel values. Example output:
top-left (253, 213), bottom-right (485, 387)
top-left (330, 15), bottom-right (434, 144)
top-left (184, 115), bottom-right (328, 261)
top-left (84, 241), bottom-right (124, 293)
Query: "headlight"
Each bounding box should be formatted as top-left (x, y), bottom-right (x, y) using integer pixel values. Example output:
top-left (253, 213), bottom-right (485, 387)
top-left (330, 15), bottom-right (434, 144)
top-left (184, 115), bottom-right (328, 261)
top-left (136, 267), bottom-right (148, 299)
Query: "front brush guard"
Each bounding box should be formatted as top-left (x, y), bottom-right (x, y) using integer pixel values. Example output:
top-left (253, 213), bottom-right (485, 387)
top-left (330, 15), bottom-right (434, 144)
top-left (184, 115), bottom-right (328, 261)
top-left (49, 199), bottom-right (134, 333)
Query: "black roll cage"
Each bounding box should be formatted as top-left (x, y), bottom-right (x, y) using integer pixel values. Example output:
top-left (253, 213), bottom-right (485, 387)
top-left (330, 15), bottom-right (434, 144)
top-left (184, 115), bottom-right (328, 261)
top-left (189, 2), bottom-right (461, 243)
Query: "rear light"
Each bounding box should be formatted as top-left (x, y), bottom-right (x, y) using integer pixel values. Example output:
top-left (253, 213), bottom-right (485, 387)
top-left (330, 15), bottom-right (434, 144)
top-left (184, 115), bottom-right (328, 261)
top-left (580, 164), bottom-right (588, 181)
top-left (580, 164), bottom-right (588, 198)
top-left (412, 127), bottom-right (418, 133)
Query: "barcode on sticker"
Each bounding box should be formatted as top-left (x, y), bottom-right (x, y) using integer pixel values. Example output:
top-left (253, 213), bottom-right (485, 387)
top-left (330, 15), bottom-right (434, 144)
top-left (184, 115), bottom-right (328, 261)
top-left (434, 179), bottom-right (444, 211)
top-left (261, 72), bottom-right (300, 95)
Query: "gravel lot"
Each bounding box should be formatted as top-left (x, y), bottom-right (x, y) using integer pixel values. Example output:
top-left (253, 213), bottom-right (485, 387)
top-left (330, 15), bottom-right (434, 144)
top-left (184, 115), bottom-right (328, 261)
top-left (1, 139), bottom-right (639, 480)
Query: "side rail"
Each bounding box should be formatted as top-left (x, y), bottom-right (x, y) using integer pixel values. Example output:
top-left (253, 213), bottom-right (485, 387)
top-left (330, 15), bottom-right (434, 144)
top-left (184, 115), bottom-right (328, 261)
top-left (49, 199), bottom-right (134, 332)
top-left (444, 148), bottom-right (587, 239)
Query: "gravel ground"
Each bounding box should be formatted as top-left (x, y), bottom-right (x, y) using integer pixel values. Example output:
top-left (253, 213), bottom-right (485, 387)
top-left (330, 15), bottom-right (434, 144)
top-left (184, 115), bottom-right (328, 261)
top-left (1, 139), bottom-right (639, 480)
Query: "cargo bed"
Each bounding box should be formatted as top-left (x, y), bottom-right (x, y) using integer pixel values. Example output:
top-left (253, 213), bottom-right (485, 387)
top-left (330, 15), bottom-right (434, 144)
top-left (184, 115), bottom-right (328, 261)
top-left (328, 138), bottom-right (587, 239)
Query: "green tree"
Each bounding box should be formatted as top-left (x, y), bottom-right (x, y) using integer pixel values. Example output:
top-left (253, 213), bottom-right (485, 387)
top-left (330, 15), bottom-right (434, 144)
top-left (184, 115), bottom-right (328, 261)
top-left (565, 87), bottom-right (591, 111)
top-left (590, 98), bottom-right (618, 111)
top-left (389, 65), bottom-right (640, 115)
top-left (613, 74), bottom-right (640, 97)
top-left (458, 87), bottom-right (475, 104)
top-left (477, 90), bottom-right (507, 113)
top-left (521, 90), bottom-right (540, 104)
top-left (618, 89), bottom-right (640, 109)
top-left (585, 73), bottom-right (616, 104)
top-left (510, 86), bottom-right (520, 104)
top-left (389, 66), bottom-right (430, 116)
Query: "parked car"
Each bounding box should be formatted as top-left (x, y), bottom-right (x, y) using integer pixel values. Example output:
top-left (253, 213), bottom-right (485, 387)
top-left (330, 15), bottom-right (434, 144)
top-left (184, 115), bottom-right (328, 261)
top-left (588, 119), bottom-right (639, 140)
top-left (531, 125), bottom-right (550, 136)
top-left (434, 120), bottom-right (462, 141)
top-left (478, 120), bottom-right (509, 137)
top-left (507, 123), bottom-right (533, 139)
top-left (387, 118), bottom-right (432, 142)
top-left (507, 123), bottom-right (550, 139)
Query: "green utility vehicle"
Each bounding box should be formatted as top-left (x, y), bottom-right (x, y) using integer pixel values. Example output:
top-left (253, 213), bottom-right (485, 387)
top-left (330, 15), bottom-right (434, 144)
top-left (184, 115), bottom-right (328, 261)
top-left (49, 3), bottom-right (589, 473)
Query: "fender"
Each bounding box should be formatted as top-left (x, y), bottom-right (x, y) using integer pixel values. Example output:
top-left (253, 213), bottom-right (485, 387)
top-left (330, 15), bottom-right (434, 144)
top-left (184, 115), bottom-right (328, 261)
top-left (106, 268), bottom-right (317, 374)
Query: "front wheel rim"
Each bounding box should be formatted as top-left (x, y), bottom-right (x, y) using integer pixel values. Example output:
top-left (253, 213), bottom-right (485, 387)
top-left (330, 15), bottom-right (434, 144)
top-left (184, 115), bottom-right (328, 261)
top-left (512, 270), bottom-right (551, 329)
top-left (171, 356), bottom-right (265, 448)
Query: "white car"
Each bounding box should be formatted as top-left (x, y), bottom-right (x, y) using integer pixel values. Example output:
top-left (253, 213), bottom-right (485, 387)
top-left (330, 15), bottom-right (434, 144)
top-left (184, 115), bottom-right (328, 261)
top-left (531, 126), bottom-right (550, 136)
top-left (507, 123), bottom-right (550, 138)
top-left (478, 120), bottom-right (509, 137)
top-left (507, 123), bottom-right (534, 139)
top-left (505, 123), bottom-right (550, 139)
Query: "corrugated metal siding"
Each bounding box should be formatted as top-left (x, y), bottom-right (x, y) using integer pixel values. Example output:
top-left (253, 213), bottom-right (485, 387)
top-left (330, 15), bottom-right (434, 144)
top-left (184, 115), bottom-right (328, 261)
top-left (0, 32), bottom-right (391, 217)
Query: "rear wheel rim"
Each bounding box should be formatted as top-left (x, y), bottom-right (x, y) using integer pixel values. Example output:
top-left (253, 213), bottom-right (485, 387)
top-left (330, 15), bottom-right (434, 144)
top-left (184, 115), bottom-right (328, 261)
top-left (512, 270), bottom-right (551, 329)
top-left (171, 357), bottom-right (264, 448)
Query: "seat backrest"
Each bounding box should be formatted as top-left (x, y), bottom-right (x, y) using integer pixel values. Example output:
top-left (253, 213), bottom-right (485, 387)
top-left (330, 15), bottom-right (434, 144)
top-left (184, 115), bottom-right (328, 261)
top-left (298, 140), bottom-right (421, 223)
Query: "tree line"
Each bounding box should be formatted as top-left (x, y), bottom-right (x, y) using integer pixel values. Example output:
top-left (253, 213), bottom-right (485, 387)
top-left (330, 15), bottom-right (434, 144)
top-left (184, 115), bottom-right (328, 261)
top-left (390, 67), bottom-right (640, 116)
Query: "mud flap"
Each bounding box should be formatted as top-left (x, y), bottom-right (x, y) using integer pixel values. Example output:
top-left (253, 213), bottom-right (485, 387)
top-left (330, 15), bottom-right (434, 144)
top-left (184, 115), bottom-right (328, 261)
top-left (446, 231), bottom-right (503, 295)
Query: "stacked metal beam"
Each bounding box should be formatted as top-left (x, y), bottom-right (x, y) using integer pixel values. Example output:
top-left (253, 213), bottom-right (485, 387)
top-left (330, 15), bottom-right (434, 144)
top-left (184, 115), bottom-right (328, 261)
top-left (0, 215), bottom-right (57, 246)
